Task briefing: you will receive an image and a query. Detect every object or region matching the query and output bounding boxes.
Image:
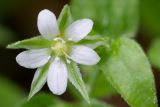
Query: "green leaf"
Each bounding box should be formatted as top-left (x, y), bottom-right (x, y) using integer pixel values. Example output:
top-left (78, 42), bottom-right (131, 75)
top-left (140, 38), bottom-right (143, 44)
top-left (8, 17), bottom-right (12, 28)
top-left (7, 36), bottom-right (53, 49)
top-left (80, 65), bottom-right (117, 98)
top-left (148, 38), bottom-right (160, 69)
top-left (58, 4), bottom-right (73, 32)
top-left (67, 61), bottom-right (90, 103)
top-left (0, 76), bottom-right (25, 107)
top-left (99, 37), bottom-right (158, 107)
top-left (71, 0), bottom-right (139, 37)
top-left (28, 61), bottom-right (51, 100)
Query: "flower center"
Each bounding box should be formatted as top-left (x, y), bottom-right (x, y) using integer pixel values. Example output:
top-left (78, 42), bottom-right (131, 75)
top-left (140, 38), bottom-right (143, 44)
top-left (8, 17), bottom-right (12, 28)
top-left (52, 37), bottom-right (68, 56)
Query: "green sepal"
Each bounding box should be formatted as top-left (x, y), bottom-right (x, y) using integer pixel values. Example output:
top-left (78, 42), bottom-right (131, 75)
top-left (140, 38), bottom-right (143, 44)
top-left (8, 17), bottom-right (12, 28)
top-left (28, 61), bottom-right (51, 100)
top-left (7, 36), bottom-right (53, 49)
top-left (78, 36), bottom-right (109, 49)
top-left (58, 4), bottom-right (73, 32)
top-left (67, 61), bottom-right (90, 104)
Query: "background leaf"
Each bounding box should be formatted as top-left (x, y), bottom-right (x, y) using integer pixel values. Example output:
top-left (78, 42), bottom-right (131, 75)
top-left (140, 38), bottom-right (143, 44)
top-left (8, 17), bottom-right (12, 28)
top-left (80, 65), bottom-right (117, 98)
top-left (21, 92), bottom-right (113, 107)
top-left (148, 38), bottom-right (160, 70)
top-left (21, 93), bottom-right (58, 107)
top-left (0, 76), bottom-right (25, 107)
top-left (140, 0), bottom-right (160, 37)
top-left (71, 0), bottom-right (139, 37)
top-left (0, 26), bottom-right (17, 46)
top-left (78, 99), bottom-right (113, 107)
top-left (99, 37), bottom-right (158, 107)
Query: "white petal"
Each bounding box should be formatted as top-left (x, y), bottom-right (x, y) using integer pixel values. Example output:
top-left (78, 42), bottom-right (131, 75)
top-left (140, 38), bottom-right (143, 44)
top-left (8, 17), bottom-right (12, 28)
top-left (69, 45), bottom-right (100, 65)
top-left (65, 19), bottom-right (93, 42)
top-left (16, 49), bottom-right (51, 69)
top-left (47, 57), bottom-right (68, 95)
top-left (37, 9), bottom-right (59, 40)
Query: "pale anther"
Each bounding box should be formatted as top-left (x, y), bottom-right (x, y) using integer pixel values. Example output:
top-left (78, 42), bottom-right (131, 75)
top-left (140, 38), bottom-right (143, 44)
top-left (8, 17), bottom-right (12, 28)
top-left (66, 59), bottom-right (71, 64)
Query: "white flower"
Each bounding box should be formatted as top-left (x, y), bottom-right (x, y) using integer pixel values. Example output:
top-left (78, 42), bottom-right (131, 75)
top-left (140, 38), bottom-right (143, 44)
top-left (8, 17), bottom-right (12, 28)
top-left (16, 9), bottom-right (100, 95)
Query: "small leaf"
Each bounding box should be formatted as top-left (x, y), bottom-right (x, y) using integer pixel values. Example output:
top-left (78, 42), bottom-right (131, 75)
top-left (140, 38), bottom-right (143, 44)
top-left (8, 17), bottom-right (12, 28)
top-left (148, 38), bottom-right (160, 69)
top-left (99, 37), bottom-right (158, 107)
top-left (58, 4), bottom-right (73, 32)
top-left (67, 61), bottom-right (90, 103)
top-left (28, 61), bottom-right (51, 100)
top-left (7, 36), bottom-right (53, 49)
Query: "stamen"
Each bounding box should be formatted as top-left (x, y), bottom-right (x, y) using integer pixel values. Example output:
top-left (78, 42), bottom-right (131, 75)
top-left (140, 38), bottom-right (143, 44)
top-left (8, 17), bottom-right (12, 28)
top-left (66, 59), bottom-right (71, 64)
top-left (55, 57), bottom-right (60, 61)
top-left (51, 46), bottom-right (56, 50)
top-left (54, 38), bottom-right (58, 41)
top-left (54, 37), bottom-right (66, 44)
top-left (62, 50), bottom-right (72, 59)
top-left (68, 38), bottom-right (72, 41)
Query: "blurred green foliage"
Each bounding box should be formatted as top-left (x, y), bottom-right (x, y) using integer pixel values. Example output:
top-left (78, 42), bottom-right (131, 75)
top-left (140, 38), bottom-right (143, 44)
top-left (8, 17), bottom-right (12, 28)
top-left (0, 76), bottom-right (25, 107)
top-left (71, 0), bottom-right (139, 37)
top-left (80, 65), bottom-right (117, 98)
top-left (21, 93), bottom-right (113, 107)
top-left (0, 26), bottom-right (17, 46)
top-left (141, 0), bottom-right (160, 36)
top-left (148, 38), bottom-right (160, 69)
top-left (21, 93), bottom-right (58, 107)
top-left (141, 0), bottom-right (160, 71)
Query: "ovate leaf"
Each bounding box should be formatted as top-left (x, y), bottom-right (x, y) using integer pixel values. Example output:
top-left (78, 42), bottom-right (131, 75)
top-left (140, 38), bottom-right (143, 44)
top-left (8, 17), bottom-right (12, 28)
top-left (148, 38), bottom-right (160, 69)
top-left (71, 0), bottom-right (139, 37)
top-left (67, 61), bottom-right (90, 103)
top-left (7, 36), bottom-right (53, 49)
top-left (99, 37), bottom-right (158, 107)
top-left (58, 4), bottom-right (73, 32)
top-left (28, 61), bottom-right (51, 100)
